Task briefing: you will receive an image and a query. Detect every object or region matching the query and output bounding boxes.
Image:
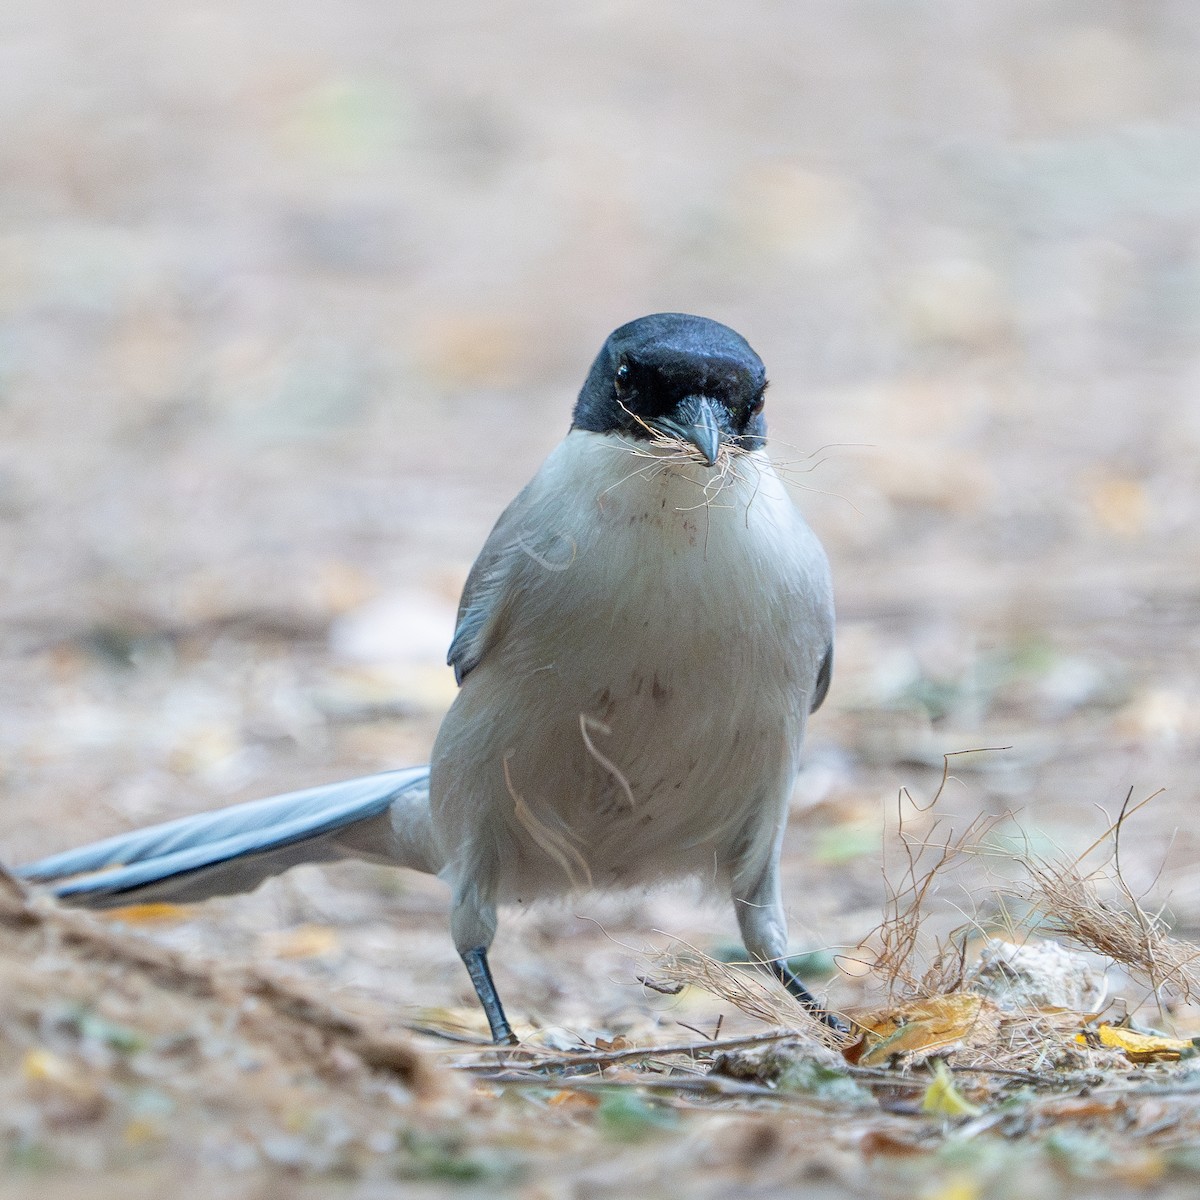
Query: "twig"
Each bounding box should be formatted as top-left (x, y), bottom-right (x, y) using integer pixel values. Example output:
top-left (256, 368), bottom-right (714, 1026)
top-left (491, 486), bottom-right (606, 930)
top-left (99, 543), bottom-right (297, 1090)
top-left (454, 1029), bottom-right (804, 1073)
top-left (637, 976), bottom-right (685, 995)
top-left (402, 1023), bottom-right (496, 1045)
top-left (946, 1064), bottom-right (1059, 1086)
top-left (475, 1073), bottom-right (810, 1101)
top-left (675, 1016), bottom-right (723, 1041)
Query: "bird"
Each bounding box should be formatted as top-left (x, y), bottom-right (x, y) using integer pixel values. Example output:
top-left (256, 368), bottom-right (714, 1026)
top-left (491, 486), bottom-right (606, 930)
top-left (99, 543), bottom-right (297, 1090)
top-left (17, 313), bottom-right (841, 1042)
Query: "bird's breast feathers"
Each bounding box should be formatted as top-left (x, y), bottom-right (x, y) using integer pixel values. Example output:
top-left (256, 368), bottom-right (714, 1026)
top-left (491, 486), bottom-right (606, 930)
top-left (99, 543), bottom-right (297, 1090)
top-left (431, 429), bottom-right (832, 894)
top-left (509, 430), bottom-right (831, 655)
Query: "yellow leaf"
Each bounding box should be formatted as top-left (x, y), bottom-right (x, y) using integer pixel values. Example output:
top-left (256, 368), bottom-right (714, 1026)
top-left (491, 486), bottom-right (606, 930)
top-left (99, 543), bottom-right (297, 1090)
top-left (920, 1061), bottom-right (983, 1119)
top-left (259, 924), bottom-right (340, 960)
top-left (123, 1118), bottom-right (165, 1145)
top-left (853, 994), bottom-right (999, 1067)
top-left (102, 902), bottom-right (193, 924)
top-left (925, 1176), bottom-right (983, 1200)
top-left (23, 1048), bottom-right (73, 1084)
top-left (1077, 1024), bottom-right (1193, 1063)
top-left (22, 1049), bottom-right (101, 1104)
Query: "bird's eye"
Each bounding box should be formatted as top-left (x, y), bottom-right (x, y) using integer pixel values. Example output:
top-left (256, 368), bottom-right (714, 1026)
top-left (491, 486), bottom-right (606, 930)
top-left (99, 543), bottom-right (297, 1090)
top-left (748, 391), bottom-right (766, 416)
top-left (613, 362), bottom-right (631, 398)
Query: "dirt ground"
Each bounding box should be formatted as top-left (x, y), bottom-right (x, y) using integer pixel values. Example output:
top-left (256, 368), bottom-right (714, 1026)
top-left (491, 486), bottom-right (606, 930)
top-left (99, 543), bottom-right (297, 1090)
top-left (3, 2), bottom-right (1200, 1196)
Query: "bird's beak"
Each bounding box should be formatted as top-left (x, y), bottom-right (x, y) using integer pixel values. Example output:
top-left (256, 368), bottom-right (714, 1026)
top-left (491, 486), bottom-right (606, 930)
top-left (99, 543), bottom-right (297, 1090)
top-left (651, 395), bottom-right (723, 466)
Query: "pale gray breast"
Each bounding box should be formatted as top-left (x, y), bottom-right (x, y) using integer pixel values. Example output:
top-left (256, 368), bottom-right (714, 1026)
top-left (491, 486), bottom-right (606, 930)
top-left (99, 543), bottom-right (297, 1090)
top-left (431, 432), bottom-right (832, 894)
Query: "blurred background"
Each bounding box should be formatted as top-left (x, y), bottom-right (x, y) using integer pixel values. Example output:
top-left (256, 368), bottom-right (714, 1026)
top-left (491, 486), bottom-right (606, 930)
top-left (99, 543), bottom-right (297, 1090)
top-left (3, 0), bottom-right (1200, 1033)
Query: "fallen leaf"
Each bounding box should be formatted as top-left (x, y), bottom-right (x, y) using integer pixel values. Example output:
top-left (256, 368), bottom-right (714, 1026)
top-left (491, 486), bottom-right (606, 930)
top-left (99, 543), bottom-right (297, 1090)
top-left (23, 1048), bottom-right (78, 1087)
top-left (850, 994), bottom-right (1000, 1066)
top-left (260, 924), bottom-right (340, 960)
top-left (1077, 1024), bottom-right (1194, 1063)
top-left (1038, 1096), bottom-right (1124, 1122)
top-left (593, 1036), bottom-right (632, 1051)
top-left (102, 902), bottom-right (193, 924)
top-left (924, 1174), bottom-right (984, 1200)
top-left (549, 1090), bottom-right (599, 1110)
top-left (920, 1061), bottom-right (983, 1119)
top-left (22, 1048), bottom-right (106, 1115)
top-left (858, 1129), bottom-right (926, 1157)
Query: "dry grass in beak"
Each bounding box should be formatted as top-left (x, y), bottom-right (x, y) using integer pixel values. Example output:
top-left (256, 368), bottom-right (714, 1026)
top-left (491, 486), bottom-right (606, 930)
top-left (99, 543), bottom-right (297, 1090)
top-left (599, 433), bottom-right (758, 513)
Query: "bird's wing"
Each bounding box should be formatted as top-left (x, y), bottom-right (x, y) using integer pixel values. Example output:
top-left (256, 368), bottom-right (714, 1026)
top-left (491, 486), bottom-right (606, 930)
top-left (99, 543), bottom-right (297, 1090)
top-left (446, 481), bottom-right (537, 684)
top-left (791, 518), bottom-right (835, 715)
top-left (810, 642), bottom-right (833, 713)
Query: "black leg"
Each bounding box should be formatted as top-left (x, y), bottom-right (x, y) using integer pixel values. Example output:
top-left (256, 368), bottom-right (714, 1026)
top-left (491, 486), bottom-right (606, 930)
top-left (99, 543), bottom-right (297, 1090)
top-left (769, 959), bottom-right (849, 1035)
top-left (461, 946), bottom-right (518, 1044)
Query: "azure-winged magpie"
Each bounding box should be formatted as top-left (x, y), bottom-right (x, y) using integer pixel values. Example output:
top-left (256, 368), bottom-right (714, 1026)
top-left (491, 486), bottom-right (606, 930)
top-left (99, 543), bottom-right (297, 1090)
top-left (18, 313), bottom-right (842, 1041)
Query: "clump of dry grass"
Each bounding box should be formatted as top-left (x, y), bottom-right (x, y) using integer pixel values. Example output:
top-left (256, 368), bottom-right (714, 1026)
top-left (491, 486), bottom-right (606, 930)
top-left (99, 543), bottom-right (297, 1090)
top-left (645, 766), bottom-right (1200, 1089)
top-left (1023, 860), bottom-right (1200, 1000)
top-left (857, 767), bottom-right (1200, 1019)
top-left (861, 749), bottom-right (1010, 1000)
top-left (652, 940), bottom-right (798, 1030)
top-left (1018, 788), bottom-right (1200, 1005)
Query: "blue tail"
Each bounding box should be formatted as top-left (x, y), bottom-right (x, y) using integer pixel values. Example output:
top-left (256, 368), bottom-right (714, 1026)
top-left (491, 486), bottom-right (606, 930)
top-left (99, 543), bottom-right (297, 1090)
top-left (17, 767), bottom-right (435, 908)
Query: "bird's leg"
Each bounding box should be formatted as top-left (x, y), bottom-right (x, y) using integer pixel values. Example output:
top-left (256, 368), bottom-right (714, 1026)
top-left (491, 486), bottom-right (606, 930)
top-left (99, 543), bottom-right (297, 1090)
top-left (766, 958), bottom-right (847, 1034)
top-left (451, 879), bottom-right (518, 1044)
top-left (460, 946), bottom-right (517, 1045)
top-left (732, 856), bottom-right (848, 1036)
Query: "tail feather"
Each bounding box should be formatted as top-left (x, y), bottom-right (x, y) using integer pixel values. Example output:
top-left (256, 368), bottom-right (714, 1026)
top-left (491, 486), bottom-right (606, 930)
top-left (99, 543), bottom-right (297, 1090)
top-left (17, 767), bottom-right (435, 909)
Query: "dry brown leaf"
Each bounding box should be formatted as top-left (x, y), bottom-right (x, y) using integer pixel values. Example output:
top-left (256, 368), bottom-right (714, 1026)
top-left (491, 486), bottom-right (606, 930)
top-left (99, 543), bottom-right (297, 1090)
top-left (549, 1090), bottom-right (600, 1110)
top-left (594, 1036), bottom-right (632, 1052)
top-left (849, 994), bottom-right (1001, 1067)
top-left (858, 1128), bottom-right (927, 1157)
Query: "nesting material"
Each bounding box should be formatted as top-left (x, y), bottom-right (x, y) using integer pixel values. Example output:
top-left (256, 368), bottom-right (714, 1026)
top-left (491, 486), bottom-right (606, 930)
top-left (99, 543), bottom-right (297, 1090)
top-left (1020, 853), bottom-right (1200, 1002)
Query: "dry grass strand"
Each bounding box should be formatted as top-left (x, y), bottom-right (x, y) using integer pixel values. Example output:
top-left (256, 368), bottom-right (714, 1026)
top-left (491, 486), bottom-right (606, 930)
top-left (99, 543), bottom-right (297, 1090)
top-left (860, 749), bottom-right (1011, 999)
